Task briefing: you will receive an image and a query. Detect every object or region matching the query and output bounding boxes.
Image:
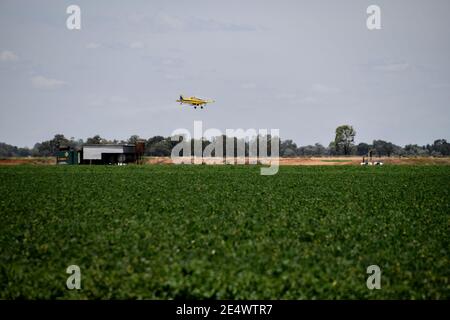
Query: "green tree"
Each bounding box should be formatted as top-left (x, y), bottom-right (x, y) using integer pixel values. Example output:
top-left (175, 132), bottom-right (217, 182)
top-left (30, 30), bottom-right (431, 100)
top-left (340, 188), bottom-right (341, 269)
top-left (0, 142), bottom-right (31, 157)
top-left (146, 137), bottom-right (173, 156)
top-left (33, 134), bottom-right (71, 156)
top-left (280, 139), bottom-right (297, 157)
top-left (404, 144), bottom-right (427, 156)
top-left (327, 141), bottom-right (337, 156)
top-left (127, 135), bottom-right (140, 145)
top-left (334, 125), bottom-right (356, 155)
top-left (145, 136), bottom-right (165, 155)
top-left (432, 139), bottom-right (450, 156)
top-left (356, 143), bottom-right (370, 156)
top-left (86, 135), bottom-right (105, 145)
top-left (373, 140), bottom-right (396, 157)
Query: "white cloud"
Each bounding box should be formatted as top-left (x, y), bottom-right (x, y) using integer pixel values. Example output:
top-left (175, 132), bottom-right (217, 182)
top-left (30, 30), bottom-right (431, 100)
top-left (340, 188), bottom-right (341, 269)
top-left (88, 98), bottom-right (103, 107)
top-left (109, 95), bottom-right (129, 104)
top-left (188, 17), bottom-right (255, 32)
top-left (130, 41), bottom-right (145, 49)
top-left (31, 76), bottom-right (66, 89)
top-left (241, 83), bottom-right (257, 89)
top-left (156, 14), bottom-right (185, 30)
top-left (276, 93), bottom-right (297, 99)
top-left (372, 62), bottom-right (410, 72)
top-left (164, 74), bottom-right (184, 80)
top-left (299, 96), bottom-right (319, 104)
top-left (133, 13), bottom-right (255, 33)
top-left (312, 84), bottom-right (341, 94)
top-left (0, 50), bottom-right (19, 62)
top-left (88, 95), bottom-right (129, 107)
top-left (161, 58), bottom-right (180, 66)
top-left (275, 93), bottom-right (318, 105)
top-left (86, 42), bottom-right (101, 49)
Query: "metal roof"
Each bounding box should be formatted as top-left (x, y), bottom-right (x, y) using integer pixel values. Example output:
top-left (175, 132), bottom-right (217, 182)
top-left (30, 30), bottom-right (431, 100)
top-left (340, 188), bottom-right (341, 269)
top-left (83, 144), bottom-right (135, 147)
top-left (82, 144), bottom-right (136, 160)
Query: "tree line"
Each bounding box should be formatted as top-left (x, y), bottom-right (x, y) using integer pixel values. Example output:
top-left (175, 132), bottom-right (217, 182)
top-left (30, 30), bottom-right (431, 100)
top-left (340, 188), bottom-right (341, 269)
top-left (1, 125), bottom-right (449, 158)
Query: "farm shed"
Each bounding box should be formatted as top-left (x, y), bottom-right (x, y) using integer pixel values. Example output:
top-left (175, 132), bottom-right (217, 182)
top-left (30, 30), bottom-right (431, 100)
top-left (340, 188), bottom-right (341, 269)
top-left (56, 146), bottom-right (80, 165)
top-left (81, 144), bottom-right (139, 165)
top-left (56, 142), bottom-right (145, 165)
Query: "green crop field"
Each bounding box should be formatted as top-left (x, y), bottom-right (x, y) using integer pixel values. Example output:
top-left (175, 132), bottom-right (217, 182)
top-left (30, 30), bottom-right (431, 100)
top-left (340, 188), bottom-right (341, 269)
top-left (0, 165), bottom-right (449, 299)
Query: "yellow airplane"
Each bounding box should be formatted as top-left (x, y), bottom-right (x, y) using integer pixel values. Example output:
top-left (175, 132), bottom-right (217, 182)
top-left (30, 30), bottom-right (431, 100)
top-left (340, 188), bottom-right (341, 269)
top-left (176, 95), bottom-right (215, 109)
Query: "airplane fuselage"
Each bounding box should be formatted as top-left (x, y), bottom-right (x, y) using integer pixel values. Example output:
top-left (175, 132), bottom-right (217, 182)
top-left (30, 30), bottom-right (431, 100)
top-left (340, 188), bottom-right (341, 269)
top-left (176, 95), bottom-right (214, 108)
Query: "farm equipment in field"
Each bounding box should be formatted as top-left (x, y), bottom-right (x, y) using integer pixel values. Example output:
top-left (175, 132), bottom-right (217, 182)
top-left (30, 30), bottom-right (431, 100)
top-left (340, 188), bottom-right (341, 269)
top-left (361, 149), bottom-right (384, 166)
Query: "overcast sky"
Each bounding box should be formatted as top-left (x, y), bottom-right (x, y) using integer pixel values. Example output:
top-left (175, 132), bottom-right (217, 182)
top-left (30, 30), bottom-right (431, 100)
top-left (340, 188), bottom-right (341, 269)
top-left (1, 0), bottom-right (449, 147)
